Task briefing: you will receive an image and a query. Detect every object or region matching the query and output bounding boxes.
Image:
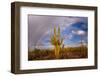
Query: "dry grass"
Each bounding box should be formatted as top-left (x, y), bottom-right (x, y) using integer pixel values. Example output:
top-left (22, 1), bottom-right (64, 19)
top-left (28, 46), bottom-right (88, 60)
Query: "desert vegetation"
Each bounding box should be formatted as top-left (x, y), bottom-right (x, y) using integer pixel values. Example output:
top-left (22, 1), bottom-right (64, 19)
top-left (28, 47), bottom-right (88, 60)
top-left (50, 26), bottom-right (64, 59)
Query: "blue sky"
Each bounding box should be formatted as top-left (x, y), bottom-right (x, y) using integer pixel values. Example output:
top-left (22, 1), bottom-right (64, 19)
top-left (28, 15), bottom-right (88, 49)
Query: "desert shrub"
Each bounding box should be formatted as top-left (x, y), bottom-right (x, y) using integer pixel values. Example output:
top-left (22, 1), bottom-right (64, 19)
top-left (28, 46), bottom-right (88, 60)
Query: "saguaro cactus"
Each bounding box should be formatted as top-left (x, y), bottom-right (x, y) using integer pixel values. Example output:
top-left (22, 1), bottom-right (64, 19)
top-left (50, 26), bottom-right (63, 58)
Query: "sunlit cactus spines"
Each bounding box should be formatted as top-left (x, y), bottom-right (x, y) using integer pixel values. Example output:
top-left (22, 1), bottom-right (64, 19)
top-left (50, 26), bottom-right (64, 58)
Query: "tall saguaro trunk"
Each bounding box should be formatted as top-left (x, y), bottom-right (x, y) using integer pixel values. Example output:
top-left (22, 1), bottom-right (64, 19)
top-left (50, 26), bottom-right (63, 59)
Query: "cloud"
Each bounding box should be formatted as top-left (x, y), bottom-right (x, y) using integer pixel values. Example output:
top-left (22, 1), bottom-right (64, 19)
top-left (72, 30), bottom-right (86, 35)
top-left (59, 17), bottom-right (83, 31)
top-left (28, 15), bottom-right (87, 49)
